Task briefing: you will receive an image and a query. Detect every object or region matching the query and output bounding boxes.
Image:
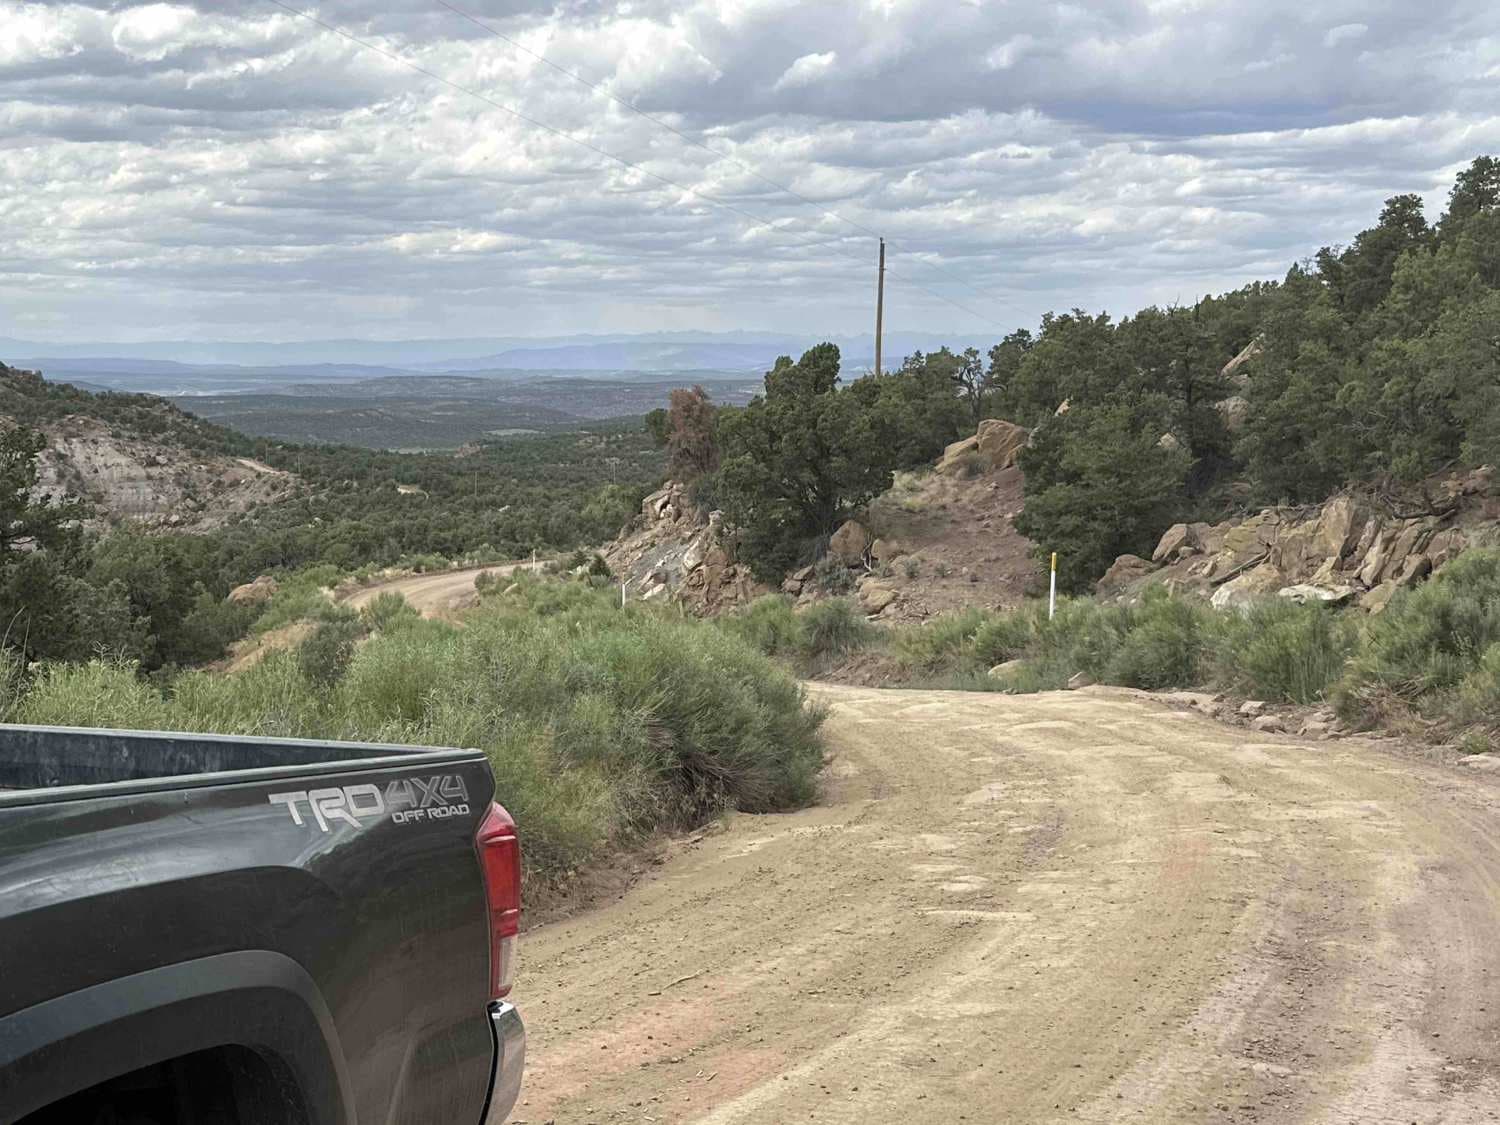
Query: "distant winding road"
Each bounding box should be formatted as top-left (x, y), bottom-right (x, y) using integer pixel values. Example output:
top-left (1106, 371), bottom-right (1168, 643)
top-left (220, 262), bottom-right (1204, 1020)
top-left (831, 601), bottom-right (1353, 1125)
top-left (342, 562), bottom-right (535, 616)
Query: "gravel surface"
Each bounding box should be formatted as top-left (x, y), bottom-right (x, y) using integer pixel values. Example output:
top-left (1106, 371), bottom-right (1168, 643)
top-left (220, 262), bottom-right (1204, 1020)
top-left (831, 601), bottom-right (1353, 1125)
top-left (509, 683), bottom-right (1500, 1123)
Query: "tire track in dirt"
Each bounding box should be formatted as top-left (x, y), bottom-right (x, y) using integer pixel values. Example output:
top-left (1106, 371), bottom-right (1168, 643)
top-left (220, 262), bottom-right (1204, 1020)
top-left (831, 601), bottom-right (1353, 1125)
top-left (508, 684), bottom-right (1500, 1124)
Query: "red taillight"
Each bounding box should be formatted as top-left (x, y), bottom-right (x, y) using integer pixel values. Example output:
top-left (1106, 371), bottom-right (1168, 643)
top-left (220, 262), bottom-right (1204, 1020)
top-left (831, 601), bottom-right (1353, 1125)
top-left (475, 801), bottom-right (521, 1000)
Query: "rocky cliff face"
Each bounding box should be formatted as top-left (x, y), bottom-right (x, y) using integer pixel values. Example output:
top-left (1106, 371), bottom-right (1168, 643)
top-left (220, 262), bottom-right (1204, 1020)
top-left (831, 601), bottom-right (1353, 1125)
top-left (603, 482), bottom-right (767, 613)
top-left (1101, 467), bottom-right (1498, 612)
top-left (602, 419), bottom-right (1042, 620)
top-left (26, 413), bottom-right (296, 531)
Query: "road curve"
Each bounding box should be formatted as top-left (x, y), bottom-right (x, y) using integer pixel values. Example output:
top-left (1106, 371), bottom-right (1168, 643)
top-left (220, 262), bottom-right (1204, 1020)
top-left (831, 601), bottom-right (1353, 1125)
top-left (511, 683), bottom-right (1500, 1124)
top-left (341, 563), bottom-right (533, 617)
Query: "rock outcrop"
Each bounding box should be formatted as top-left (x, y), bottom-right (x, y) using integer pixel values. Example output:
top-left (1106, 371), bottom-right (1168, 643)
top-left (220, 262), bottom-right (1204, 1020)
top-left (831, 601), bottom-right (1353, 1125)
top-left (937, 418), bottom-right (1029, 475)
top-left (28, 414), bottom-right (296, 531)
top-left (1102, 467), bottom-right (1499, 612)
top-left (829, 519), bottom-right (872, 564)
top-left (975, 419), bottom-right (1029, 470)
top-left (1221, 336), bottom-right (1263, 386)
top-left (1210, 337), bottom-right (1263, 434)
top-left (228, 575), bottom-right (279, 605)
top-left (601, 482), bottom-right (767, 614)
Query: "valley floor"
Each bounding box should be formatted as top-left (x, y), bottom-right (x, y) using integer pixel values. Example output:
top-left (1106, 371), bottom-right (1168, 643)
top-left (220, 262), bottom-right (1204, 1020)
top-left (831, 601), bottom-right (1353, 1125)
top-left (511, 683), bottom-right (1500, 1124)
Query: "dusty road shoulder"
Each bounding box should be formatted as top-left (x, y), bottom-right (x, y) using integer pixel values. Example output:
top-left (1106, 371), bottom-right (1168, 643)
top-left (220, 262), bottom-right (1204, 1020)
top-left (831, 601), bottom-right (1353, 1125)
top-left (512, 684), bottom-right (1500, 1124)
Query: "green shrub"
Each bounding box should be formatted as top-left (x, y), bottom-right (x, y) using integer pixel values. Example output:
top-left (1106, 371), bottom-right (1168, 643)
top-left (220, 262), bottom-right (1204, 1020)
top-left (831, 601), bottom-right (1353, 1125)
top-left (1101, 593), bottom-right (1215, 690)
top-left (255, 565), bottom-right (346, 633)
top-left (360, 591), bottom-right (421, 633)
top-left (297, 617), bottom-right (366, 688)
top-left (1213, 600), bottom-right (1357, 704)
top-left (813, 557), bottom-right (856, 595)
top-left (1022, 597), bottom-right (1134, 685)
top-left (175, 592), bottom-right (260, 665)
top-left (168, 653), bottom-right (328, 738)
top-left (1335, 550), bottom-right (1500, 725)
top-left (971, 608), bottom-right (1038, 667)
top-left (892, 608), bottom-right (993, 671)
top-left (720, 595), bottom-right (872, 668)
top-left (398, 553), bottom-right (450, 574)
top-left (720, 595), bottom-right (803, 658)
top-left (7, 579), bottom-right (826, 890)
top-left (13, 659), bottom-right (171, 730)
top-left (920, 594), bottom-right (1209, 693)
top-left (799, 599), bottom-right (874, 660)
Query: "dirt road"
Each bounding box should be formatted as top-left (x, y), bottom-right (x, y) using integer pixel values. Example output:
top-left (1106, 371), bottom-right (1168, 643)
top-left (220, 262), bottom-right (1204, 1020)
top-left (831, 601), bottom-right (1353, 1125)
top-left (342, 563), bottom-right (532, 616)
top-left (513, 683), bottom-right (1500, 1124)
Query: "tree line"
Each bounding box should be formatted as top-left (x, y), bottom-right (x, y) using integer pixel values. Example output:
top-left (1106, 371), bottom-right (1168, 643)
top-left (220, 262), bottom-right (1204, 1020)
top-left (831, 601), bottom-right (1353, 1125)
top-left (648, 156), bottom-right (1500, 592)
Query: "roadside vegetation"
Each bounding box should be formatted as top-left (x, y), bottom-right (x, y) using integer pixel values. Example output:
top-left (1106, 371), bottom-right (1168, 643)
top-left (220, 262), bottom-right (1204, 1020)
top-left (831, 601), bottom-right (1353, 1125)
top-left (722, 549), bottom-right (1500, 752)
top-left (2, 578), bottom-right (825, 890)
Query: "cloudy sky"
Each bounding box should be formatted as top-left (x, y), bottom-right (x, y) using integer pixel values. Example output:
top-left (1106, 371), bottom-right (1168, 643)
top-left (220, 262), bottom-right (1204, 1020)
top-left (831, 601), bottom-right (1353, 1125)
top-left (3, 0), bottom-right (1498, 344)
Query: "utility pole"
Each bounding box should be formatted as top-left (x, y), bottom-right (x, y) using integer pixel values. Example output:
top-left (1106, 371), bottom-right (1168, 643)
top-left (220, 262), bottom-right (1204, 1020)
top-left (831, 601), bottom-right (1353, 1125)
top-left (874, 237), bottom-right (886, 377)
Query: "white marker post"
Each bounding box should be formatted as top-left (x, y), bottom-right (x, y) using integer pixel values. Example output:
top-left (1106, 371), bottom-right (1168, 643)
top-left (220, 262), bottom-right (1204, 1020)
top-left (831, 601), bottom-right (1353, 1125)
top-left (1049, 551), bottom-right (1057, 620)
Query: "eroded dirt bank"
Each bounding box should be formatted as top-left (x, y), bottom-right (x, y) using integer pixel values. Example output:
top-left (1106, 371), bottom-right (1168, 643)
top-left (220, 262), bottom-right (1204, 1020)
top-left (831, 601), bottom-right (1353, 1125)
top-left (512, 684), bottom-right (1500, 1124)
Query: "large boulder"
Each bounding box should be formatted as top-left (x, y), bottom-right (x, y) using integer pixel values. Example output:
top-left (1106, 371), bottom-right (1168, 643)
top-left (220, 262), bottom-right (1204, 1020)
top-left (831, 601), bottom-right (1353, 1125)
top-left (1395, 554), bottom-right (1433, 586)
top-left (859, 583), bottom-right (898, 613)
top-left (1210, 562), bottom-right (1285, 612)
top-left (1221, 336), bottom-right (1264, 386)
top-left (1151, 523), bottom-right (1200, 564)
top-left (681, 531), bottom-right (710, 574)
top-left (829, 519), bottom-right (873, 564)
top-left (228, 575), bottom-right (278, 605)
top-left (1311, 495), bottom-right (1368, 564)
top-left (1221, 512), bottom-right (1279, 566)
top-left (1425, 527), bottom-right (1468, 570)
top-left (1359, 580), bottom-right (1401, 614)
top-left (936, 434), bottom-right (980, 474)
top-left (1216, 395), bottom-right (1249, 432)
top-left (1097, 554), bottom-right (1153, 597)
top-left (1386, 520), bottom-right (1436, 577)
top-left (1270, 520), bottom-right (1322, 581)
top-left (1356, 528), bottom-right (1392, 587)
top-left (1277, 583), bottom-right (1357, 606)
top-left (975, 419), bottom-right (1029, 470)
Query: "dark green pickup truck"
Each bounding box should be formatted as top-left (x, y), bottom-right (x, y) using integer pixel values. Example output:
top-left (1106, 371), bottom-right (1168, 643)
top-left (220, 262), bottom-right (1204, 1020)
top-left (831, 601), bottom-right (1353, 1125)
top-left (0, 724), bottom-right (525, 1125)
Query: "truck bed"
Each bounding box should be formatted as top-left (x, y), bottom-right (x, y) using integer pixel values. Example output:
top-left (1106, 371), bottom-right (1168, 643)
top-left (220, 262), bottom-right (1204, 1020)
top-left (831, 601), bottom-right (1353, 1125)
top-left (0, 723), bottom-right (465, 801)
top-left (0, 723), bottom-right (512, 1124)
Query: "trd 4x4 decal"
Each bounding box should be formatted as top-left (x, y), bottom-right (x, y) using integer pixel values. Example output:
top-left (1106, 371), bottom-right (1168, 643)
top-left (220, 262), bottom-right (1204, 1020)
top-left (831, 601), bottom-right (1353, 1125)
top-left (269, 775), bottom-right (471, 831)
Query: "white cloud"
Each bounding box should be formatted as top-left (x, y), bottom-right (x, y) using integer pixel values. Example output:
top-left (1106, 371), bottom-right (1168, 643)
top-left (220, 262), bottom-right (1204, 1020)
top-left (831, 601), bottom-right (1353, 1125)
top-left (1323, 22), bottom-right (1370, 48)
top-left (772, 50), bottom-right (838, 91)
top-left (0, 0), bottom-right (1495, 342)
top-left (985, 35), bottom-right (1035, 70)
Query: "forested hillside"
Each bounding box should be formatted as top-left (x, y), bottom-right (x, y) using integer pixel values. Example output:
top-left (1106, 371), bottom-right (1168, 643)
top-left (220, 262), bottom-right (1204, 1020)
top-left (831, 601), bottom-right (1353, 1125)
top-left (0, 362), bottom-right (662, 669)
top-left (646, 157), bottom-right (1500, 596)
top-left (1008, 156), bottom-right (1500, 590)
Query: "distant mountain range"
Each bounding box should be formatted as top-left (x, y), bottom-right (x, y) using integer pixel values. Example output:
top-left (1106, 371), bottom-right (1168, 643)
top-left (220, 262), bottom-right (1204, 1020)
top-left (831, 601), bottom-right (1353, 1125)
top-left (1, 329), bottom-right (999, 382)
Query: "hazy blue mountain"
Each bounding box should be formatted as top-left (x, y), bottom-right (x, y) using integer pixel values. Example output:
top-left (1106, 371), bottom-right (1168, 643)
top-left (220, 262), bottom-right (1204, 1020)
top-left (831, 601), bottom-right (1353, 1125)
top-left (2, 330), bottom-right (997, 374)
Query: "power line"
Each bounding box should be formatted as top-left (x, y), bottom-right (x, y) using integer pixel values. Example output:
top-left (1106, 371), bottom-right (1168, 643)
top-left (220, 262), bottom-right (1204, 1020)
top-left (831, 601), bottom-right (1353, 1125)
top-left (432, 0), bottom-right (1034, 323)
top-left (263, 0), bottom-right (1017, 335)
top-left (884, 268), bottom-right (1004, 332)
